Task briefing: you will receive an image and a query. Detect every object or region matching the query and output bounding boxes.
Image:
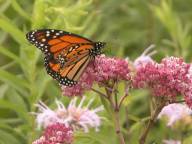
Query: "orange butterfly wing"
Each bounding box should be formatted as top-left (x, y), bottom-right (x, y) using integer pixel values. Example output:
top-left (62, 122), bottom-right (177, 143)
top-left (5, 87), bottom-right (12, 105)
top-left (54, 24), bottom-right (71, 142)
top-left (26, 29), bottom-right (93, 54)
top-left (44, 52), bottom-right (92, 86)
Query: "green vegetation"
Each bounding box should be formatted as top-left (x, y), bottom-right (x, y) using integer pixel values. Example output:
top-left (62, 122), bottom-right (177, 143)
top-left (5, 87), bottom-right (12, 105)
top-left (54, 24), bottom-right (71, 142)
top-left (0, 0), bottom-right (192, 143)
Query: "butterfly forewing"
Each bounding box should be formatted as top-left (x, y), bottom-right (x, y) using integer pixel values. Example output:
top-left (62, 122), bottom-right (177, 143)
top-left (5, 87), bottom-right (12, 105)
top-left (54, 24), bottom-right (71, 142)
top-left (26, 29), bottom-right (92, 54)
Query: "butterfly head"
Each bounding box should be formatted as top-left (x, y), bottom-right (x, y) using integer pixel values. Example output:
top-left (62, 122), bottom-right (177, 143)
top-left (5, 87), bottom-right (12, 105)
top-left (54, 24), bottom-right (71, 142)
top-left (92, 42), bottom-right (106, 56)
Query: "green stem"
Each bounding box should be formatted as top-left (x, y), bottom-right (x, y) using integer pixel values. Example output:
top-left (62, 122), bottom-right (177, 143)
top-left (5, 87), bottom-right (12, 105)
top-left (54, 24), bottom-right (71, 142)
top-left (105, 86), bottom-right (126, 144)
top-left (139, 103), bottom-right (164, 144)
top-left (113, 109), bottom-right (126, 144)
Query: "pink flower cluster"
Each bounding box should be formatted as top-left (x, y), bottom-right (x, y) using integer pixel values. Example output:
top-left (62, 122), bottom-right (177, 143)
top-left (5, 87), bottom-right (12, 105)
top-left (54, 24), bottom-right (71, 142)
top-left (133, 57), bottom-right (192, 107)
top-left (62, 55), bottom-right (130, 96)
top-left (33, 123), bottom-right (73, 144)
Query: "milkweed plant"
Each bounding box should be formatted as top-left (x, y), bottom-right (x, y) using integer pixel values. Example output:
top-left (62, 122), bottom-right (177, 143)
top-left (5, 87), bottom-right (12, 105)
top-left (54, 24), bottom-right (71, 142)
top-left (1, 0), bottom-right (192, 144)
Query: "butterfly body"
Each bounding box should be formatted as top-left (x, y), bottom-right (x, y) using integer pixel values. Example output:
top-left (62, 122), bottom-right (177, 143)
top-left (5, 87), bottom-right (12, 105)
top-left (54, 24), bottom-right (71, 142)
top-left (26, 29), bottom-right (105, 86)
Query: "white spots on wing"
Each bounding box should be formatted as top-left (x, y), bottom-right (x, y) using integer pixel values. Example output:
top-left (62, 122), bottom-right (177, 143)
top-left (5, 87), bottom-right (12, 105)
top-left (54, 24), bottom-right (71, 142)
top-left (75, 45), bottom-right (79, 48)
top-left (69, 47), bottom-right (73, 52)
top-left (58, 77), bottom-right (76, 86)
top-left (27, 30), bottom-right (51, 54)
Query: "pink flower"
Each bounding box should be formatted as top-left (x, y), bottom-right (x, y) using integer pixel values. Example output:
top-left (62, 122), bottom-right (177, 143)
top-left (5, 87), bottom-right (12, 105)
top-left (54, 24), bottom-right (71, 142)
top-left (34, 97), bottom-right (104, 132)
top-left (158, 103), bottom-right (192, 126)
top-left (163, 139), bottom-right (181, 144)
top-left (33, 101), bottom-right (60, 128)
top-left (32, 123), bottom-right (73, 144)
top-left (184, 65), bottom-right (192, 107)
top-left (133, 56), bottom-right (192, 107)
top-left (62, 55), bottom-right (131, 96)
top-left (94, 55), bottom-right (130, 82)
top-left (133, 44), bottom-right (156, 69)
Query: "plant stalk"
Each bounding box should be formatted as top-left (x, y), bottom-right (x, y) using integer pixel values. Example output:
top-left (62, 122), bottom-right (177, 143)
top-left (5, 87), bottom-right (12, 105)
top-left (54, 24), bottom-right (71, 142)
top-left (103, 84), bottom-right (126, 144)
top-left (113, 109), bottom-right (126, 144)
top-left (139, 104), bottom-right (164, 144)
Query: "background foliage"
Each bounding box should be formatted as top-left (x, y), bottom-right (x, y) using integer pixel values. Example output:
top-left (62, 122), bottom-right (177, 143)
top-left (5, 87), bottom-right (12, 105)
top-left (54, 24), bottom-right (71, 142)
top-left (0, 0), bottom-right (192, 143)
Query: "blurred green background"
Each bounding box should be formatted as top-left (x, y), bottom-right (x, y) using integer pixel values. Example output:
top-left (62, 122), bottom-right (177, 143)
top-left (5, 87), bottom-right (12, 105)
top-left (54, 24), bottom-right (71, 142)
top-left (0, 0), bottom-right (192, 144)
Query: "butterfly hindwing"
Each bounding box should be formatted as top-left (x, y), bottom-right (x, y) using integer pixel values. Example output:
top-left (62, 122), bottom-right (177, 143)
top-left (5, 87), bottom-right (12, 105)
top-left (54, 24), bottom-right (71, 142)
top-left (44, 53), bottom-right (92, 86)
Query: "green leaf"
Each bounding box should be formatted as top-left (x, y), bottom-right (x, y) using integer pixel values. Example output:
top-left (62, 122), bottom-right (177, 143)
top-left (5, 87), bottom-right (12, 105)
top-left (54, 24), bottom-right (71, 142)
top-left (184, 135), bottom-right (192, 144)
top-left (0, 99), bottom-right (29, 122)
top-left (75, 132), bottom-right (106, 144)
top-left (0, 129), bottom-right (21, 144)
top-left (0, 123), bottom-right (25, 141)
top-left (7, 89), bottom-right (28, 111)
top-left (99, 95), bottom-right (112, 116)
top-left (0, 118), bottom-right (22, 124)
top-left (0, 46), bottom-right (23, 64)
top-left (29, 69), bottom-right (51, 103)
top-left (0, 18), bottom-right (26, 44)
top-left (0, 69), bottom-right (29, 92)
top-left (127, 114), bottom-right (141, 122)
top-left (32, 0), bottom-right (47, 28)
top-left (0, 84), bottom-right (8, 98)
top-left (11, 0), bottom-right (31, 21)
top-left (0, 0), bottom-right (11, 13)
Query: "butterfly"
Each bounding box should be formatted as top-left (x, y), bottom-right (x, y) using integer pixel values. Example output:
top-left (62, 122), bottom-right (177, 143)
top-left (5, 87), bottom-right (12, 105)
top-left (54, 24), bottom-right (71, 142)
top-left (26, 29), bottom-right (106, 86)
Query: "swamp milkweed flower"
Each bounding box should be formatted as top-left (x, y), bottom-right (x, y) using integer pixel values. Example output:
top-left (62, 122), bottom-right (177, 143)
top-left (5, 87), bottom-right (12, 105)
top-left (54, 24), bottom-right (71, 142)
top-left (158, 103), bottom-right (192, 127)
top-left (34, 97), bottom-right (104, 132)
top-left (62, 54), bottom-right (131, 96)
top-left (32, 123), bottom-right (73, 144)
top-left (133, 56), bottom-right (192, 107)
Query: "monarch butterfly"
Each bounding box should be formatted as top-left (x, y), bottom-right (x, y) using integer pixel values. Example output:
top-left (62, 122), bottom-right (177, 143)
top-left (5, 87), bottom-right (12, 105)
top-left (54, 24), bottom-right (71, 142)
top-left (26, 29), bottom-right (106, 86)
